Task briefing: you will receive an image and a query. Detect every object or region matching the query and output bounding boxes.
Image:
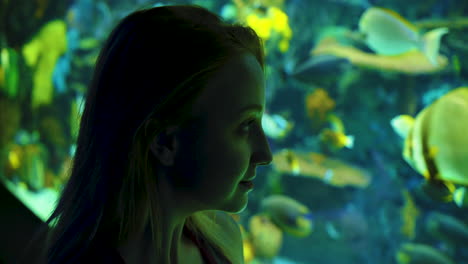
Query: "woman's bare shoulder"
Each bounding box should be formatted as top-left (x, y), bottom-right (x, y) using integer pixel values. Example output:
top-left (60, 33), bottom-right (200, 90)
top-left (209, 211), bottom-right (244, 259)
top-left (214, 211), bottom-right (241, 234)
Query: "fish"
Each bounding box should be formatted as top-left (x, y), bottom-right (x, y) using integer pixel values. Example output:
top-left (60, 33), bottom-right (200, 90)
top-left (272, 148), bottom-right (371, 188)
top-left (285, 54), bottom-right (349, 85)
top-left (311, 37), bottom-right (448, 74)
top-left (319, 128), bottom-right (354, 150)
top-left (248, 214), bottom-right (283, 259)
top-left (260, 194), bottom-right (313, 238)
top-left (359, 7), bottom-right (448, 66)
top-left (396, 243), bottom-right (455, 264)
top-left (400, 190), bottom-right (420, 239)
top-left (319, 113), bottom-right (354, 150)
top-left (426, 212), bottom-right (468, 245)
top-left (261, 112), bottom-right (294, 140)
top-left (390, 87), bottom-right (468, 206)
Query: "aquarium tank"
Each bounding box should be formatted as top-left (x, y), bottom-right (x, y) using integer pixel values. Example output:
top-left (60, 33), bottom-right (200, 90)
top-left (1, 0), bottom-right (468, 263)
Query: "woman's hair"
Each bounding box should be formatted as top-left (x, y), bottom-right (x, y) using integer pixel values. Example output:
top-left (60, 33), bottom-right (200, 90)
top-left (39, 4), bottom-right (264, 264)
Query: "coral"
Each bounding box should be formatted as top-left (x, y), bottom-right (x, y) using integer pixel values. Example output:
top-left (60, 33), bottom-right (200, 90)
top-left (18, 143), bottom-right (48, 191)
top-left (242, 5), bottom-right (292, 53)
top-left (0, 48), bottom-right (20, 98)
top-left (22, 20), bottom-right (67, 109)
top-left (38, 115), bottom-right (67, 149)
top-left (0, 96), bottom-right (21, 146)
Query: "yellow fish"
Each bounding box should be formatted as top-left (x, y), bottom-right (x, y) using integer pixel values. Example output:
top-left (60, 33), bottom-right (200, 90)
top-left (260, 195), bottom-right (313, 238)
top-left (391, 87), bottom-right (468, 206)
top-left (248, 214), bottom-right (283, 259)
top-left (359, 7), bottom-right (448, 66)
top-left (400, 190), bottom-right (420, 240)
top-left (311, 37), bottom-right (447, 75)
top-left (319, 113), bottom-right (354, 150)
top-left (272, 149), bottom-right (371, 188)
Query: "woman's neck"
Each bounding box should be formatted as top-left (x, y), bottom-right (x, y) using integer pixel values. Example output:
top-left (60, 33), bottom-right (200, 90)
top-left (116, 167), bottom-right (207, 263)
top-left (117, 219), bottom-right (189, 264)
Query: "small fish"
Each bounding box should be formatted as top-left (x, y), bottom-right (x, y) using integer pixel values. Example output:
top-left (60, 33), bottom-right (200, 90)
top-left (261, 194), bottom-right (313, 238)
top-left (359, 7), bottom-right (448, 66)
top-left (248, 214), bottom-right (283, 259)
top-left (284, 149), bottom-right (301, 175)
top-left (426, 212), bottom-right (468, 245)
top-left (325, 222), bottom-right (341, 240)
top-left (319, 113), bottom-right (354, 150)
top-left (400, 190), bottom-right (420, 239)
top-left (261, 112), bottom-right (294, 140)
top-left (319, 129), bottom-right (354, 150)
top-left (286, 54), bottom-right (349, 84)
top-left (396, 243), bottom-right (455, 264)
top-left (272, 149), bottom-right (371, 188)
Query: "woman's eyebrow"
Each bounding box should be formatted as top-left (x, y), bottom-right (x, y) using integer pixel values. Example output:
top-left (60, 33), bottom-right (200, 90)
top-left (236, 104), bottom-right (263, 115)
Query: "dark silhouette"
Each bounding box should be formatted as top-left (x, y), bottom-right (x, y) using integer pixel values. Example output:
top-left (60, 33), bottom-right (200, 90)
top-left (21, 4), bottom-right (272, 264)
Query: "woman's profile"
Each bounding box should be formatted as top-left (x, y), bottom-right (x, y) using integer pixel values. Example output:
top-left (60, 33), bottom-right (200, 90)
top-left (24, 4), bottom-right (272, 264)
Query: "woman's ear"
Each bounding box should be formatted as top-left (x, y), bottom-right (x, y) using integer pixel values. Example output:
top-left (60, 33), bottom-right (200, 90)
top-left (149, 126), bottom-right (180, 166)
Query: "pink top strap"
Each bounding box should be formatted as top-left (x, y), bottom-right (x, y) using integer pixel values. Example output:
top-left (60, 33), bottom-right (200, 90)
top-left (183, 225), bottom-right (231, 264)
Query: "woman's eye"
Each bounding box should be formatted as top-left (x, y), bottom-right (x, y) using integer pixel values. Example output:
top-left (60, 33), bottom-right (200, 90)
top-left (241, 119), bottom-right (256, 133)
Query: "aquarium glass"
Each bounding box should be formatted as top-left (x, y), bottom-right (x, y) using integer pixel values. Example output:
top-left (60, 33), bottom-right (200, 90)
top-left (1, 0), bottom-right (468, 263)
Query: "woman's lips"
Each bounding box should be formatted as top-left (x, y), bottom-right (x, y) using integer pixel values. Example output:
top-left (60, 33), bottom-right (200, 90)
top-left (240, 180), bottom-right (254, 189)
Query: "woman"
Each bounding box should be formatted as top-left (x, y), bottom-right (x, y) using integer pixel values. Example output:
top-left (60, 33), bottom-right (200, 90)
top-left (29, 4), bottom-right (272, 264)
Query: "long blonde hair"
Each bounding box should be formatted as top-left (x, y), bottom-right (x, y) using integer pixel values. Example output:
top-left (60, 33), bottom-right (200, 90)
top-left (40, 4), bottom-right (264, 264)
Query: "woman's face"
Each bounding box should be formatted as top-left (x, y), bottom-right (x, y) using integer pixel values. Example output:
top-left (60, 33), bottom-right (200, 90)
top-left (173, 53), bottom-right (273, 213)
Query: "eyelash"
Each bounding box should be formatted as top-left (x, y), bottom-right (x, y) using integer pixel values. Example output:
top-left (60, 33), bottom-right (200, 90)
top-left (241, 118), bottom-right (257, 133)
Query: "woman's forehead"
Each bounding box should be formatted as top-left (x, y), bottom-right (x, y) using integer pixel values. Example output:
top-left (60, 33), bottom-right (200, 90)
top-left (192, 54), bottom-right (265, 117)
